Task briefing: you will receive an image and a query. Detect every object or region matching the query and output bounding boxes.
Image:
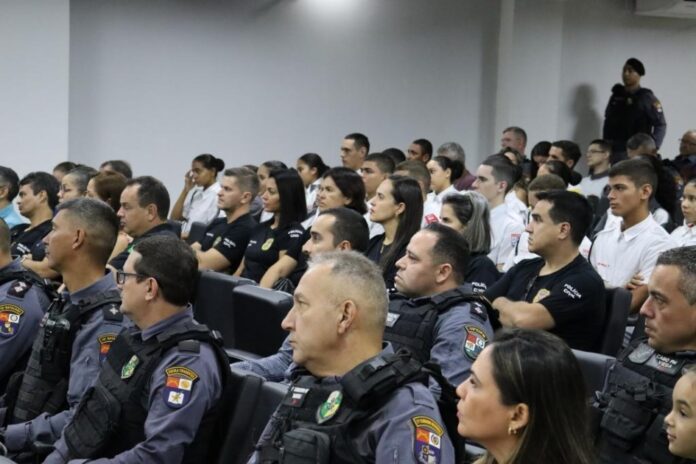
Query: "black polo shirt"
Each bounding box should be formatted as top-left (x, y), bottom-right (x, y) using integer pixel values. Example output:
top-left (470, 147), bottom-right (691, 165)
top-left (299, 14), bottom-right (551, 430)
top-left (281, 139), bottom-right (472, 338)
top-left (10, 220), bottom-right (52, 260)
top-left (364, 234), bottom-right (406, 293)
top-left (199, 214), bottom-right (256, 273)
top-left (108, 222), bottom-right (178, 270)
top-left (241, 221), bottom-right (305, 283)
top-left (485, 254), bottom-right (605, 351)
top-left (465, 253), bottom-right (500, 294)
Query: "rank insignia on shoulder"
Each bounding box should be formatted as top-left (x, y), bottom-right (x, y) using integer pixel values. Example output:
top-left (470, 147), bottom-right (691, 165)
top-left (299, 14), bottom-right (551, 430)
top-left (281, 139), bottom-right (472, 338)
top-left (163, 366), bottom-right (199, 409)
top-left (7, 281), bottom-right (31, 299)
top-left (412, 416), bottom-right (443, 464)
top-left (463, 325), bottom-right (488, 361)
top-left (316, 390), bottom-right (342, 424)
top-left (0, 304), bottom-right (24, 337)
top-left (121, 354), bottom-right (140, 379)
top-left (98, 333), bottom-right (117, 363)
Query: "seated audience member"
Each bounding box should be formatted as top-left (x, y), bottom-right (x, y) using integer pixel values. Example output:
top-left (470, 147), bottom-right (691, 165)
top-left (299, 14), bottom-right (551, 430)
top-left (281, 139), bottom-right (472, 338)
top-left (361, 152), bottom-right (395, 202)
top-left (99, 159), bottom-right (133, 179)
top-left (486, 190), bottom-right (605, 351)
top-left (11, 172), bottom-right (59, 260)
top-left (437, 142), bottom-right (476, 191)
top-left (51, 161), bottom-right (77, 182)
top-left (239, 169), bottom-right (306, 288)
top-left (0, 199), bottom-right (126, 457)
top-left (253, 160), bottom-right (287, 222)
top-left (500, 126), bottom-right (527, 156)
top-left (109, 176), bottom-right (177, 271)
top-left (381, 147), bottom-right (406, 165)
top-left (304, 167), bottom-right (367, 230)
top-left (626, 131), bottom-right (658, 159)
top-left (529, 140), bottom-right (551, 179)
top-left (249, 251), bottom-right (455, 463)
top-left (590, 159), bottom-right (676, 312)
top-left (457, 328), bottom-right (595, 464)
top-left (295, 153), bottom-right (329, 214)
top-left (637, 152), bottom-right (679, 223)
top-left (673, 129), bottom-right (696, 182)
top-left (394, 160), bottom-right (438, 224)
top-left (193, 167), bottom-right (258, 273)
top-left (44, 236), bottom-right (229, 463)
top-left (498, 146), bottom-right (529, 224)
top-left (406, 138), bottom-right (433, 163)
top-left (440, 192), bottom-right (499, 292)
top-left (548, 140), bottom-right (583, 185)
top-left (664, 364), bottom-right (696, 462)
top-left (594, 247), bottom-right (696, 463)
top-left (672, 177), bottom-right (696, 246)
top-left (578, 139), bottom-right (612, 198)
top-left (391, 224), bottom-right (495, 388)
top-left (537, 159), bottom-right (573, 186)
top-left (0, 218), bottom-right (52, 387)
top-left (85, 171), bottom-right (130, 260)
top-left (340, 132), bottom-right (370, 171)
top-left (423, 155), bottom-right (463, 224)
top-left (366, 175), bottom-right (422, 292)
top-left (0, 167), bottom-right (25, 229)
top-left (233, 207), bottom-right (370, 381)
top-left (170, 153), bottom-right (225, 238)
top-left (473, 155), bottom-right (525, 271)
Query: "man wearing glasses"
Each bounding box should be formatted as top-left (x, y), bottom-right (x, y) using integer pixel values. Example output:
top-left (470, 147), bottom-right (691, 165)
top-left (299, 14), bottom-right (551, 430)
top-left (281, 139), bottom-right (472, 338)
top-left (45, 235), bottom-right (228, 463)
top-left (0, 198), bottom-right (125, 459)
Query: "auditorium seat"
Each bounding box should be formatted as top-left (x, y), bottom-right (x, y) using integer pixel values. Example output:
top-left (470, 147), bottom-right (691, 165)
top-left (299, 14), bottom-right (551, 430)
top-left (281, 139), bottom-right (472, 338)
top-left (231, 285), bottom-right (293, 357)
top-left (193, 271), bottom-right (255, 348)
top-left (573, 349), bottom-right (615, 396)
top-left (599, 287), bottom-right (631, 357)
top-left (187, 221), bottom-right (207, 244)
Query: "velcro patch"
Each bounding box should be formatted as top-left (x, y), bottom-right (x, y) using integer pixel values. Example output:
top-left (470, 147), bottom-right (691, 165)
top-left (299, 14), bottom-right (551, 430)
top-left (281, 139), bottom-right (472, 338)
top-left (0, 304), bottom-right (24, 337)
top-left (7, 281), bottom-right (32, 299)
top-left (163, 366), bottom-right (199, 409)
top-left (98, 333), bottom-right (117, 363)
top-left (424, 214), bottom-right (439, 225)
top-left (463, 325), bottom-right (488, 361)
top-left (412, 416), bottom-right (443, 464)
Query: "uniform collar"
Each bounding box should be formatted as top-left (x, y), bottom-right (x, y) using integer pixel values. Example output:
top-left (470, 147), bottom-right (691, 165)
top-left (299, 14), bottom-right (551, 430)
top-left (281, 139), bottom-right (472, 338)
top-left (67, 272), bottom-right (118, 305)
top-left (140, 306), bottom-right (194, 341)
top-left (288, 342), bottom-right (394, 382)
top-left (620, 214), bottom-right (657, 241)
top-left (0, 259), bottom-right (24, 274)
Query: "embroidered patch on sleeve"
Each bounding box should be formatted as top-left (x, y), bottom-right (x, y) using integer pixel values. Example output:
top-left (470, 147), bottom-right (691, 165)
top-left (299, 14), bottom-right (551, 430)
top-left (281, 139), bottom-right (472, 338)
top-left (162, 366), bottom-right (199, 409)
top-left (463, 325), bottom-right (488, 361)
top-left (412, 416), bottom-right (443, 464)
top-left (98, 333), bottom-right (118, 363)
top-left (0, 304), bottom-right (24, 337)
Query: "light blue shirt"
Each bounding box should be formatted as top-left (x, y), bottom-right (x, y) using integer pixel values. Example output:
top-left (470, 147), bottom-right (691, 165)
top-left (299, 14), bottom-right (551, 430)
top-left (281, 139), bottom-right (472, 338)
top-left (0, 203), bottom-right (26, 230)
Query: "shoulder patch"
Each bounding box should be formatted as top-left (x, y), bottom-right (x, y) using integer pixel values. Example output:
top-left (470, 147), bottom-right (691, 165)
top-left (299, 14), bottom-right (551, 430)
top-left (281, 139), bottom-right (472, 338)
top-left (102, 304), bottom-right (123, 321)
top-left (7, 280), bottom-right (32, 299)
top-left (412, 416), bottom-right (443, 464)
top-left (98, 333), bottom-right (118, 363)
top-left (0, 304), bottom-right (24, 337)
top-left (463, 325), bottom-right (488, 361)
top-left (163, 366), bottom-right (199, 409)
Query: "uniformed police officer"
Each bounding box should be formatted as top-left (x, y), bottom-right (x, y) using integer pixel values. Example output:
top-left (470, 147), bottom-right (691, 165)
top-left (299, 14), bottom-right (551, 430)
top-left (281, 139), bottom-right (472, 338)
top-left (44, 235), bottom-right (228, 463)
top-left (250, 251), bottom-right (454, 463)
top-left (595, 246), bottom-right (696, 464)
top-left (0, 198), bottom-right (126, 458)
top-left (0, 219), bottom-right (52, 390)
top-left (390, 223), bottom-right (495, 389)
top-left (603, 58), bottom-right (667, 158)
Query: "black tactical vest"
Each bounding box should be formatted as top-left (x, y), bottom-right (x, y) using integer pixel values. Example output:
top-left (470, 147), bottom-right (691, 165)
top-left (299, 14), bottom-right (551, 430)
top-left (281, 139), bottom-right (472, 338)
top-left (257, 350), bottom-right (430, 464)
top-left (595, 337), bottom-right (696, 464)
top-left (60, 320), bottom-right (230, 464)
top-left (384, 286), bottom-right (494, 363)
top-left (4, 289), bottom-right (122, 424)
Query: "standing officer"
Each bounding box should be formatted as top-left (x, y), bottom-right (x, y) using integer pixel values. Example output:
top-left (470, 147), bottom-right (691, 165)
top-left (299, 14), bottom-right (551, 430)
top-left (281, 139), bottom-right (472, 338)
top-left (390, 223), bottom-right (495, 389)
top-left (594, 246), bottom-right (696, 464)
top-left (0, 219), bottom-right (53, 389)
top-left (251, 251), bottom-right (454, 463)
top-left (603, 58), bottom-right (667, 158)
top-left (45, 235), bottom-right (229, 463)
top-left (0, 198), bottom-right (125, 457)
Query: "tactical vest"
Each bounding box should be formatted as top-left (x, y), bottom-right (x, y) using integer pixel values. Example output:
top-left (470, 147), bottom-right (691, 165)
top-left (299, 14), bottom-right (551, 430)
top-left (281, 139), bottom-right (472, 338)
top-left (384, 287), bottom-right (494, 363)
top-left (594, 338), bottom-right (696, 464)
top-left (5, 289), bottom-right (122, 425)
top-left (257, 350), bottom-right (430, 464)
top-left (61, 320), bottom-right (231, 463)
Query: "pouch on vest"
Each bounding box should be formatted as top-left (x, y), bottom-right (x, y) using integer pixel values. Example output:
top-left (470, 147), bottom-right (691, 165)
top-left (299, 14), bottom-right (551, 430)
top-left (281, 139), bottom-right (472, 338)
top-left (64, 385), bottom-right (122, 459)
top-left (599, 395), bottom-right (653, 450)
top-left (280, 428), bottom-right (330, 464)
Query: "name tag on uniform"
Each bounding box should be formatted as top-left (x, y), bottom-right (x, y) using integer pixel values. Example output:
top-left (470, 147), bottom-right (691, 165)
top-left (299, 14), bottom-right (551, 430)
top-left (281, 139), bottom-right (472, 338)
top-left (385, 312), bottom-right (400, 328)
top-left (646, 353), bottom-right (680, 375)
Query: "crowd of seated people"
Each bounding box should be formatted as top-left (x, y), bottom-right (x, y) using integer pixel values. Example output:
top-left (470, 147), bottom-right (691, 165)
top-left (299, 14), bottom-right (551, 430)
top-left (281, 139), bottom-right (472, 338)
top-left (0, 123), bottom-right (695, 463)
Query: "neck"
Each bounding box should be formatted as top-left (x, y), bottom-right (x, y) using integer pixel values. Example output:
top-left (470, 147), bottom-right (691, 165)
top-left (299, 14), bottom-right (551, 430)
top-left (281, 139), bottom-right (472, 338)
top-left (381, 218), bottom-right (399, 243)
top-left (592, 162), bottom-right (610, 175)
top-left (132, 304), bottom-right (182, 331)
top-left (309, 337), bottom-right (382, 378)
top-left (486, 436), bottom-right (520, 464)
top-left (489, 195), bottom-right (505, 209)
top-left (272, 214), bottom-right (280, 228)
top-left (201, 180), bottom-right (214, 190)
top-left (226, 205), bottom-right (250, 223)
top-left (626, 83), bottom-right (640, 93)
top-left (0, 254), bottom-right (12, 269)
top-left (421, 281), bottom-right (458, 298)
top-left (63, 263), bottom-right (106, 294)
top-left (136, 220), bottom-right (165, 238)
top-left (435, 183), bottom-right (450, 195)
top-left (29, 207), bottom-right (53, 227)
top-left (621, 207), bottom-right (650, 230)
top-left (0, 198), bottom-right (9, 209)
top-left (540, 245), bottom-right (579, 274)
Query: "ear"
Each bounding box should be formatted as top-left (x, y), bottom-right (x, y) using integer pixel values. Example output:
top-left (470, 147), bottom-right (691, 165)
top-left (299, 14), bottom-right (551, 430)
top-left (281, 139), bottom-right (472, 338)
top-left (146, 204), bottom-right (158, 222)
top-left (394, 201), bottom-right (406, 217)
top-left (434, 263), bottom-right (453, 285)
top-left (145, 277), bottom-right (159, 302)
top-left (498, 181), bottom-right (509, 194)
top-left (240, 191), bottom-right (253, 205)
top-left (0, 185), bottom-right (7, 200)
top-left (37, 190), bottom-right (48, 204)
top-left (509, 403), bottom-right (530, 432)
top-left (565, 159), bottom-right (574, 169)
top-left (336, 299), bottom-right (358, 335)
top-left (73, 227), bottom-right (87, 250)
top-left (336, 240), bottom-right (352, 251)
top-left (640, 183), bottom-right (653, 201)
top-left (558, 222), bottom-right (572, 241)
top-left (445, 168), bottom-right (452, 181)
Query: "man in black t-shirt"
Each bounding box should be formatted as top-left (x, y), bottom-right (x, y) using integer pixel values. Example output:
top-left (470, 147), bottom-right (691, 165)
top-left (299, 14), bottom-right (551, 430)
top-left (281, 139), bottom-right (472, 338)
top-left (193, 167), bottom-right (258, 273)
top-left (485, 190), bottom-right (605, 351)
top-left (11, 172), bottom-right (59, 260)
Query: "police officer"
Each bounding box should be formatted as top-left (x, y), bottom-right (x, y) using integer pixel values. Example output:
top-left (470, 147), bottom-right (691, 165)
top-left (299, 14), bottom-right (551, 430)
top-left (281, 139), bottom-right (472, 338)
top-left (390, 223), bottom-right (495, 388)
top-left (10, 172), bottom-right (59, 261)
top-left (0, 198), bottom-right (126, 457)
top-left (0, 219), bottom-right (52, 389)
top-left (45, 235), bottom-right (229, 463)
top-left (603, 58), bottom-right (667, 159)
top-left (250, 251), bottom-right (454, 463)
top-left (594, 246), bottom-right (696, 463)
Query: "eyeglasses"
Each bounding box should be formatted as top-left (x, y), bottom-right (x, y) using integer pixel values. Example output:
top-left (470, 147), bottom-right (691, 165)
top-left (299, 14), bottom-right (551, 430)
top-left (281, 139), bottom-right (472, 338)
top-left (115, 270), bottom-right (149, 285)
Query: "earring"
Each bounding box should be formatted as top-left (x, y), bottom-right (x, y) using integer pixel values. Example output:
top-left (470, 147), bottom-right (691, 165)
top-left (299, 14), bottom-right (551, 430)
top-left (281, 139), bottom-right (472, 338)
top-left (508, 426), bottom-right (518, 435)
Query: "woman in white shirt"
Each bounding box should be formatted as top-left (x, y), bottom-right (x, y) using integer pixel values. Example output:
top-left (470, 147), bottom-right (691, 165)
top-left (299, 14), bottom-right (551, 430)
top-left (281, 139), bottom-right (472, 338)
top-left (423, 156), bottom-right (463, 223)
top-left (296, 153), bottom-right (329, 215)
top-left (671, 178), bottom-right (696, 246)
top-left (171, 153), bottom-right (225, 238)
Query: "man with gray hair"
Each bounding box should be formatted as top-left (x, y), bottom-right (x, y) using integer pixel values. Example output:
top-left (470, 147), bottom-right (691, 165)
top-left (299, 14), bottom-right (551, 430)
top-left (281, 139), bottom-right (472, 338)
top-left (437, 142), bottom-right (476, 191)
top-left (594, 246), bottom-right (696, 463)
top-left (250, 251), bottom-right (454, 464)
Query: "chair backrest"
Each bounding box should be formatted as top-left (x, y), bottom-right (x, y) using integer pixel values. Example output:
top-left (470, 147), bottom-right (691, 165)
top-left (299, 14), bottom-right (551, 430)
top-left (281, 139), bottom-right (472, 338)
top-left (187, 221), bottom-right (208, 244)
top-left (600, 287), bottom-right (632, 356)
top-left (193, 271), bottom-right (255, 347)
top-left (572, 349), bottom-right (615, 396)
top-left (231, 286), bottom-right (293, 357)
top-left (167, 219), bottom-right (183, 239)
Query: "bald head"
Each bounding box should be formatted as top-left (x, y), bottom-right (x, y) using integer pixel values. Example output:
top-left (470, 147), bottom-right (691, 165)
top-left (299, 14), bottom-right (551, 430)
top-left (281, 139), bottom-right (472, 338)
top-left (680, 130), bottom-right (696, 156)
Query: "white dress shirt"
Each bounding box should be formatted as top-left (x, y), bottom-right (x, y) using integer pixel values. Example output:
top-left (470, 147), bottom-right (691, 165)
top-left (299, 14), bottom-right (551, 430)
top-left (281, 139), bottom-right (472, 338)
top-left (487, 203), bottom-right (525, 270)
top-left (182, 182), bottom-right (222, 234)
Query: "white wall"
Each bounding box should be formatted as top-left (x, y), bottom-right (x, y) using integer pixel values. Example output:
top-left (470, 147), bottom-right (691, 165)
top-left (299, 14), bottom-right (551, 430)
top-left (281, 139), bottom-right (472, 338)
top-left (0, 0), bottom-right (70, 178)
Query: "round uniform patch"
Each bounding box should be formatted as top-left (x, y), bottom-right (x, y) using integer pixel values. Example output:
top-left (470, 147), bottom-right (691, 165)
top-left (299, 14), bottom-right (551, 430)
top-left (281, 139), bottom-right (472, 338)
top-left (463, 325), bottom-right (488, 361)
top-left (162, 366), bottom-right (199, 409)
top-left (412, 416), bottom-right (443, 464)
top-left (261, 238), bottom-right (274, 251)
top-left (0, 304), bottom-right (24, 337)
